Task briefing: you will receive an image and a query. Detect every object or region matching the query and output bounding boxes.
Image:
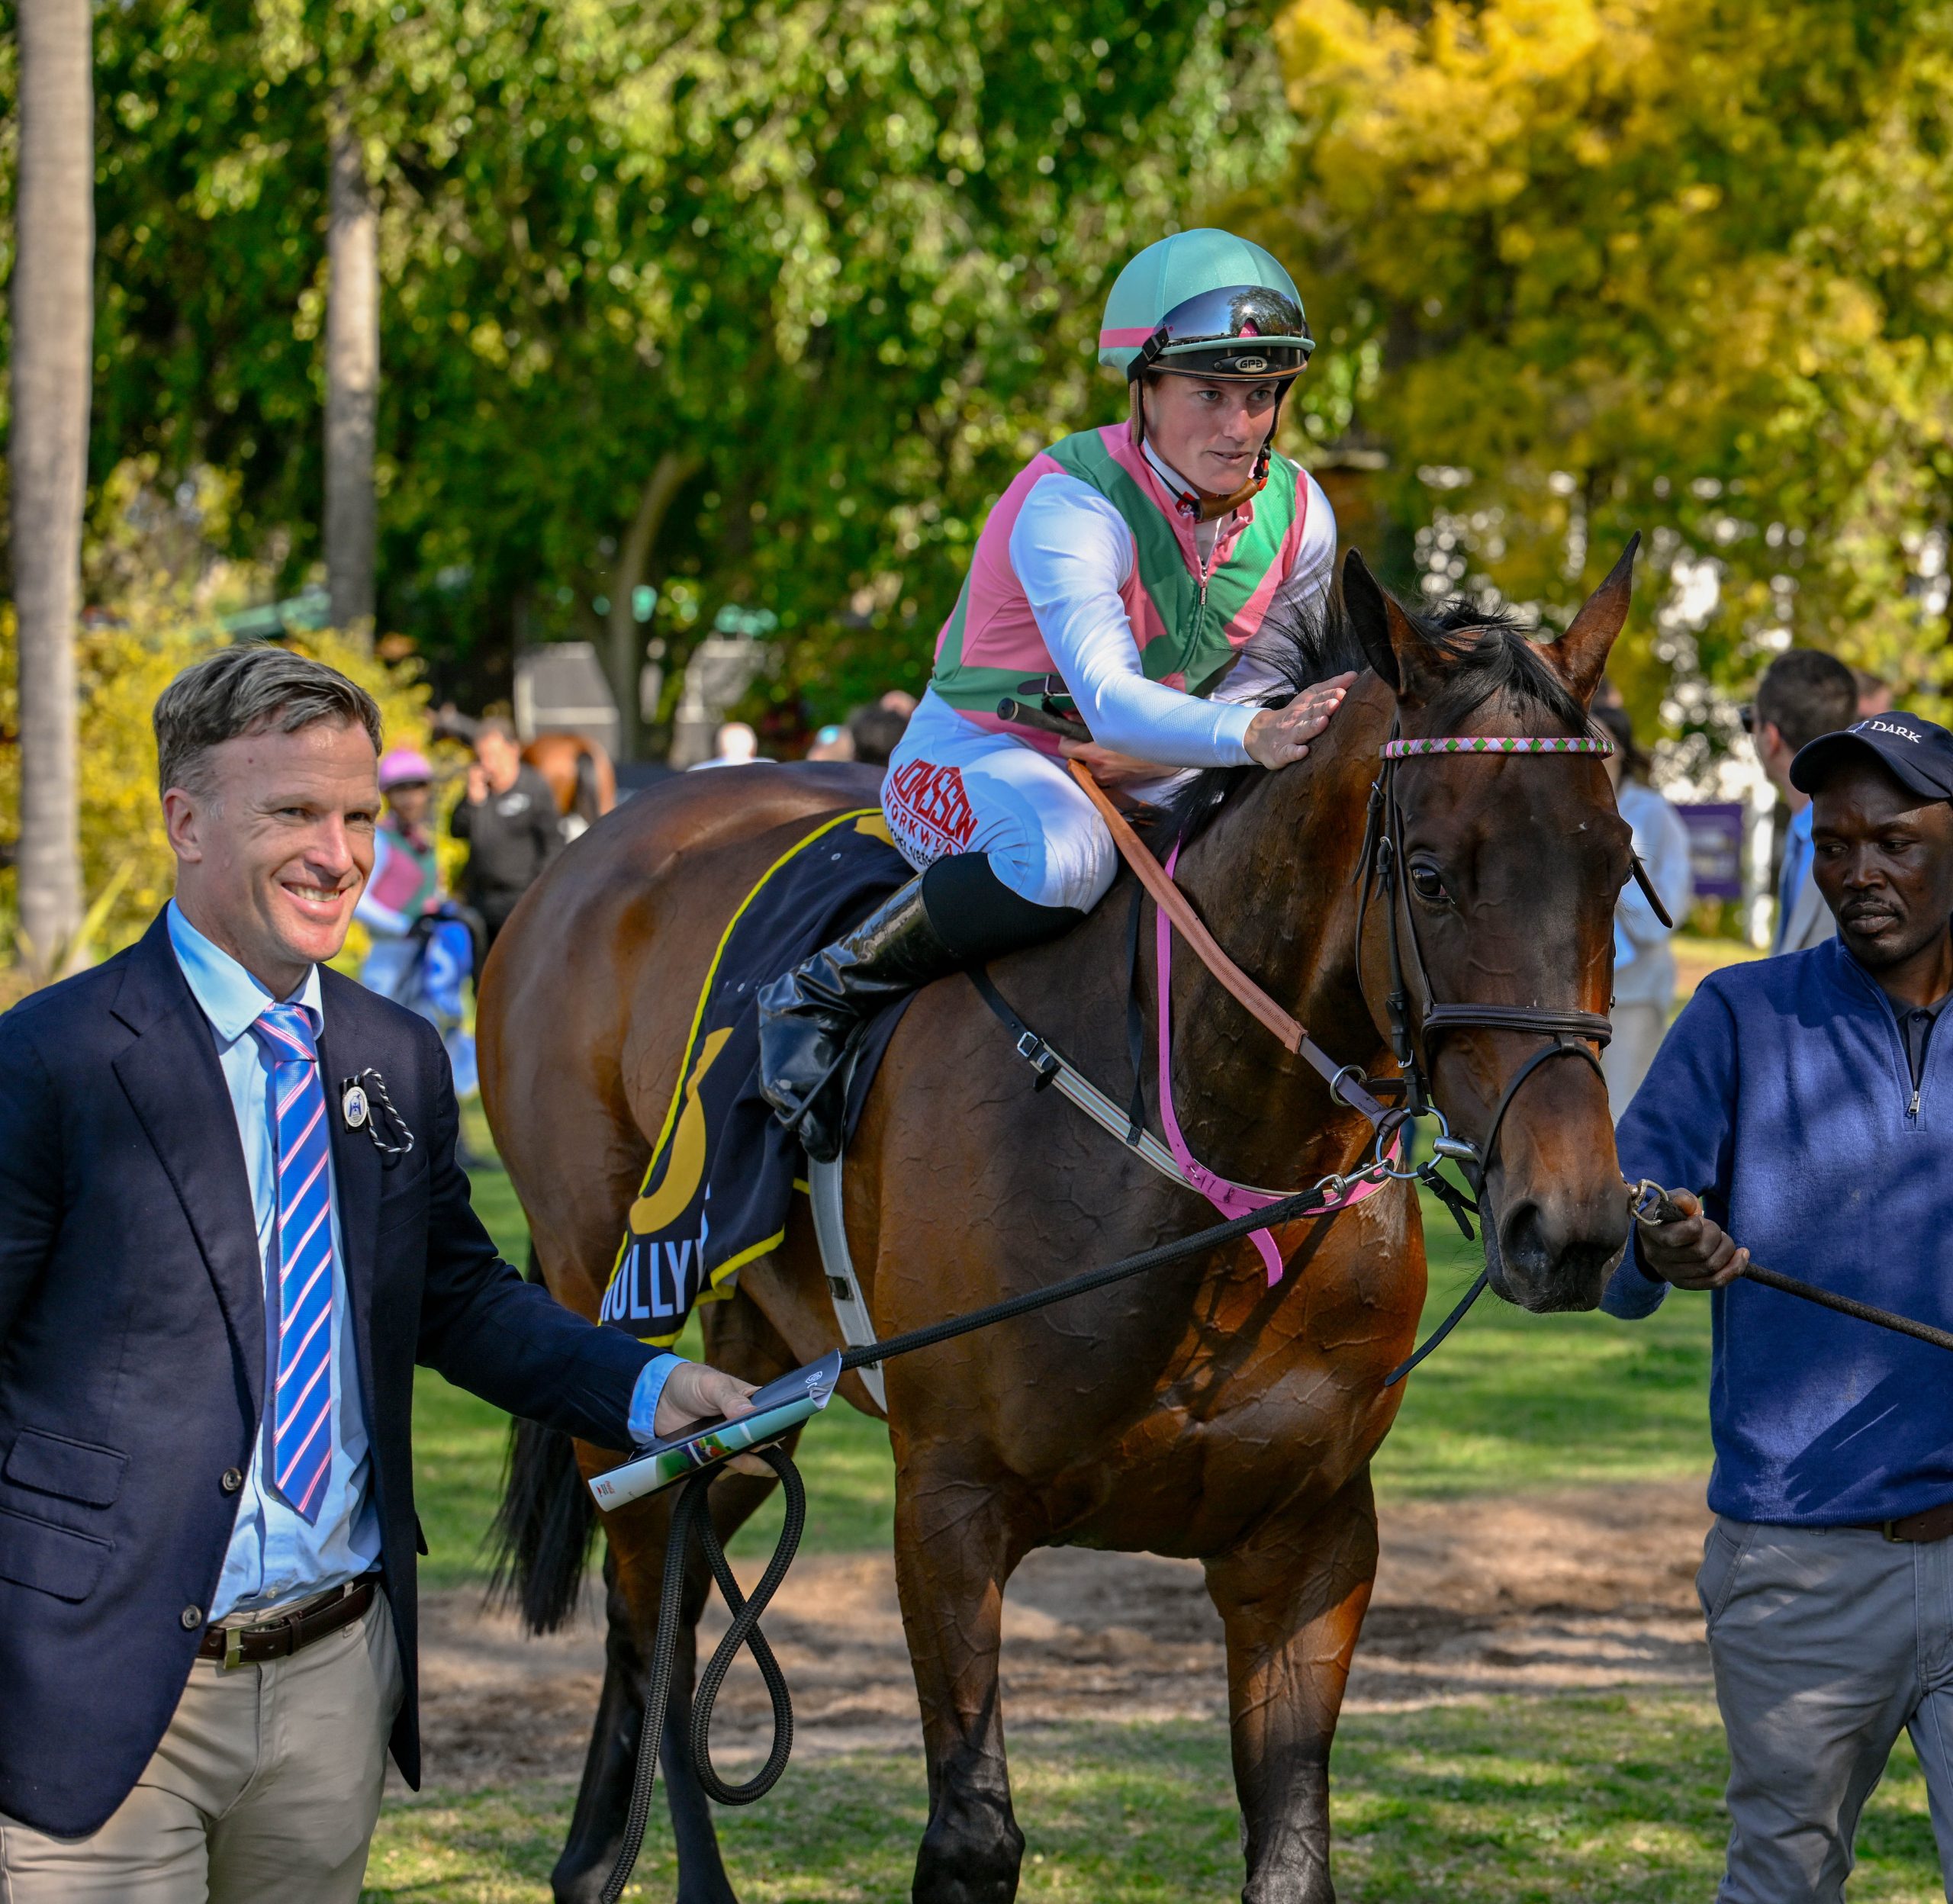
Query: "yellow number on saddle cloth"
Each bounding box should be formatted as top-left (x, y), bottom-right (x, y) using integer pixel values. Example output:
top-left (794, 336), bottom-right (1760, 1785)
top-left (600, 808), bottom-right (895, 1347)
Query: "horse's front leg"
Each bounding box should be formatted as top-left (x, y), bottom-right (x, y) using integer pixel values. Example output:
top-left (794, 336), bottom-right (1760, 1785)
top-left (1203, 1468), bottom-right (1380, 1904)
top-left (893, 1452), bottom-right (1031, 1904)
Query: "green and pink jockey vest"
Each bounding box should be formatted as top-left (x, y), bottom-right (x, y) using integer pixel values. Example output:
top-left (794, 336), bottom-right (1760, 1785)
top-left (928, 423), bottom-right (1306, 745)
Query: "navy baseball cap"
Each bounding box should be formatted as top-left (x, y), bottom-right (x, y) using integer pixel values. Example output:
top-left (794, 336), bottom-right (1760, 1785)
top-left (1791, 712), bottom-right (1953, 802)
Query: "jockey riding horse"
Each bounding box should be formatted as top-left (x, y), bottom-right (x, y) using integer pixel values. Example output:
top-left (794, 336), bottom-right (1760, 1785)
top-left (759, 227), bottom-right (1354, 1159)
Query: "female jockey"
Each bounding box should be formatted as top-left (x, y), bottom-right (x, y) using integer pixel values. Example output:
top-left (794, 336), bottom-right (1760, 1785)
top-left (760, 228), bottom-right (1351, 1161)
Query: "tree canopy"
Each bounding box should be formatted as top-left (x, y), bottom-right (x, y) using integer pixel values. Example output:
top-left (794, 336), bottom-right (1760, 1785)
top-left (1271, 0), bottom-right (1953, 738)
top-left (63, 0), bottom-right (1289, 724)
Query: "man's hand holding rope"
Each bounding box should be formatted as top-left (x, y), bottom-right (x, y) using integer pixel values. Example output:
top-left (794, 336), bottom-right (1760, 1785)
top-left (1634, 1185), bottom-right (1749, 1291)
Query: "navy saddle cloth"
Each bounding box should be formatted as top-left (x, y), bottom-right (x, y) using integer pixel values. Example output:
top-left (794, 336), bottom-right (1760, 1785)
top-left (600, 807), bottom-right (912, 1347)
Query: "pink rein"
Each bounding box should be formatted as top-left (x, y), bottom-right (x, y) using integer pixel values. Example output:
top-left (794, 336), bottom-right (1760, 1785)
top-left (1155, 842), bottom-right (1396, 1285)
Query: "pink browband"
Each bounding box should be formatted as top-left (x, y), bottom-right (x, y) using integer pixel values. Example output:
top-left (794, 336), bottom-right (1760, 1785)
top-left (1156, 844), bottom-right (1397, 1285)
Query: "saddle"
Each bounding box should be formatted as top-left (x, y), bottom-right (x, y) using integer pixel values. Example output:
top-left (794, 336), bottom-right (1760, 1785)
top-left (598, 809), bottom-right (914, 1352)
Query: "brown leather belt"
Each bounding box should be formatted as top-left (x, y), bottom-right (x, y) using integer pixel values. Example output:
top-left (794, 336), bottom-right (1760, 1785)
top-left (1874, 1504), bottom-right (1953, 1545)
top-left (198, 1574), bottom-right (380, 1668)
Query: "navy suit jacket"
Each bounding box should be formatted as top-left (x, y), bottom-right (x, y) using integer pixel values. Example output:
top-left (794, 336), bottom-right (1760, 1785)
top-left (0, 912), bottom-right (655, 1837)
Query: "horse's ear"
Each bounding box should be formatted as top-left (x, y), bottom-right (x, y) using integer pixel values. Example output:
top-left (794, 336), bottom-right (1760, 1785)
top-left (1341, 548), bottom-right (1434, 705)
top-left (1548, 535), bottom-right (1639, 706)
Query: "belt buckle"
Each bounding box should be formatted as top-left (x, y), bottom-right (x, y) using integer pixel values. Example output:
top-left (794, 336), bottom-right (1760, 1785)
top-left (223, 1623), bottom-right (243, 1671)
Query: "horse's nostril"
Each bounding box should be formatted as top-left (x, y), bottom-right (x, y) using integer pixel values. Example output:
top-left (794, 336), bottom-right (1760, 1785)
top-left (1500, 1200), bottom-right (1551, 1279)
top-left (1495, 1198), bottom-right (1624, 1312)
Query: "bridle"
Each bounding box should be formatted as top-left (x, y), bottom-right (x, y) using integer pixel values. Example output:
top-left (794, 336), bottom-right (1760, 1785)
top-left (1357, 730), bottom-right (1619, 1197)
top-left (1058, 733), bottom-right (1649, 1383)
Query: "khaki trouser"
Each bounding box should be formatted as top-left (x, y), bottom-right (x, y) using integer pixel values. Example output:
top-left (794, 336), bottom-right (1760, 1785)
top-left (0, 1592), bottom-right (404, 1904)
top-left (1700, 1516), bottom-right (1953, 1902)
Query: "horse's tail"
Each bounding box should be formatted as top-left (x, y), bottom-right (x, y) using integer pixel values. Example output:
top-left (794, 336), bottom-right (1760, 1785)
top-left (487, 1246), bottom-right (599, 1634)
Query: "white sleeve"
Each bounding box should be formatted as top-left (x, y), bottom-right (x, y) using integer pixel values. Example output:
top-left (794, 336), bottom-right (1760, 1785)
top-left (1009, 473), bottom-right (1256, 769)
top-left (1288, 471), bottom-right (1340, 623)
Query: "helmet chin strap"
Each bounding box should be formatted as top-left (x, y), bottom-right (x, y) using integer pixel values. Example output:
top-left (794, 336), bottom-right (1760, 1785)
top-left (1128, 378), bottom-right (1289, 524)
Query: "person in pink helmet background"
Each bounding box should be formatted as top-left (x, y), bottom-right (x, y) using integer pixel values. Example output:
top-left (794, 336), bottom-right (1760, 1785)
top-left (356, 748), bottom-right (478, 1096)
top-left (758, 228), bottom-right (1352, 1162)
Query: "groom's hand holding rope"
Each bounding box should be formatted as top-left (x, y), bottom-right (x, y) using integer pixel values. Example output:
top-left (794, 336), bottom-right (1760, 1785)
top-left (1632, 1185), bottom-right (1749, 1291)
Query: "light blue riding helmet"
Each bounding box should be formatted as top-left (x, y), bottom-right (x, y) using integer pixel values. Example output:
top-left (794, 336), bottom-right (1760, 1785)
top-left (1099, 230), bottom-right (1314, 383)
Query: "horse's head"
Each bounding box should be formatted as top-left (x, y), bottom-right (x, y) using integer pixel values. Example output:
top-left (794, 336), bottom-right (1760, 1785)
top-left (1344, 545), bottom-right (1637, 1313)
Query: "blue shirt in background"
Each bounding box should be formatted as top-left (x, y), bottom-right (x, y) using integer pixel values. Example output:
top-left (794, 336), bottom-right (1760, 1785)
top-left (1605, 933), bottom-right (1953, 1526)
top-left (1771, 802), bottom-right (1816, 953)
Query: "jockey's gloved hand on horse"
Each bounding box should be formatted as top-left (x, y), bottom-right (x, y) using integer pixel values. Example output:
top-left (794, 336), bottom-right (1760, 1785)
top-left (759, 230), bottom-right (1350, 1163)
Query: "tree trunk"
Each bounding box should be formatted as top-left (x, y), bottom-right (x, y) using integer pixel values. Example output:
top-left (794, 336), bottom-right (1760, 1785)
top-left (325, 97), bottom-right (378, 646)
top-left (10, 0), bottom-right (93, 970)
top-left (606, 451), bottom-right (697, 761)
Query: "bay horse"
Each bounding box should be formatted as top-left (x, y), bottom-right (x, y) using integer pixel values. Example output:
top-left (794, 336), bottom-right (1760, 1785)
top-left (478, 551), bottom-right (1639, 1903)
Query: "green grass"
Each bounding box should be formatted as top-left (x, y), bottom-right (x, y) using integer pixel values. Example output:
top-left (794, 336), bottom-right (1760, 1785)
top-left (365, 1697), bottom-right (1945, 1902)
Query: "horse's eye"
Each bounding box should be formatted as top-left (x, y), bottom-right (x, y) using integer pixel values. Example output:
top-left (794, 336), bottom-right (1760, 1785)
top-left (1408, 864), bottom-right (1447, 904)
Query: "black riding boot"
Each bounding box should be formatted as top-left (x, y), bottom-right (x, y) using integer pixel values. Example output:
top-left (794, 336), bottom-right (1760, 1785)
top-left (757, 854), bottom-right (1083, 1162)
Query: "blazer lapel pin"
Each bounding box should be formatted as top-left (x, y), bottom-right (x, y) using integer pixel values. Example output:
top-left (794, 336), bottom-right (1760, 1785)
top-left (339, 1067), bottom-right (415, 1159)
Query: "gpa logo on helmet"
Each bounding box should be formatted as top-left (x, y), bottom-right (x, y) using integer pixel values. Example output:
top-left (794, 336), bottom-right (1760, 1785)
top-left (1234, 354), bottom-right (1268, 372)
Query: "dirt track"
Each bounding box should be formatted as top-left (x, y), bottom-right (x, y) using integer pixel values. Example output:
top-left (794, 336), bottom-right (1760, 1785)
top-left (409, 1480), bottom-right (1712, 1791)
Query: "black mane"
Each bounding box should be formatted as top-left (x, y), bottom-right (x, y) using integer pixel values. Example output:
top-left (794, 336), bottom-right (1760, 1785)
top-left (1147, 577), bottom-right (1593, 851)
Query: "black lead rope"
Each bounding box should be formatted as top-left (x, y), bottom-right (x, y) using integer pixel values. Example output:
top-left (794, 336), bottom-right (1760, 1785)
top-left (1382, 1271), bottom-right (1491, 1387)
top-left (602, 1444), bottom-right (806, 1904)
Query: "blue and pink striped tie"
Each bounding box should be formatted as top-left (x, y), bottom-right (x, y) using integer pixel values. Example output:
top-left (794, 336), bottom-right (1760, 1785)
top-left (250, 1002), bottom-right (335, 1524)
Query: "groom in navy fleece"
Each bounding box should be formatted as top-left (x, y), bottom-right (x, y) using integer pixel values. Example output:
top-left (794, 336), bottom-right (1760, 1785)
top-left (1607, 709), bottom-right (1953, 1904)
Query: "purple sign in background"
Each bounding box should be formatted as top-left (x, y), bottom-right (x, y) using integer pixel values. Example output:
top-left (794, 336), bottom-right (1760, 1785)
top-left (1676, 801), bottom-right (1745, 901)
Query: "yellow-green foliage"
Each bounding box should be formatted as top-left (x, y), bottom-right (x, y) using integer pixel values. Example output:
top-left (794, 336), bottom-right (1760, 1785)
top-left (1272, 0), bottom-right (1953, 714)
top-left (1, 606), bottom-right (431, 960)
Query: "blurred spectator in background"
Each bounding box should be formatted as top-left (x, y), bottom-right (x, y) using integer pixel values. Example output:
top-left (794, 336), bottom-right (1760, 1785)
top-left (1855, 668), bottom-right (1896, 718)
top-left (806, 722), bottom-right (856, 762)
top-left (358, 748), bottom-right (479, 1100)
top-left (848, 696), bottom-right (912, 769)
top-left (1749, 651), bottom-right (1858, 955)
top-left (1594, 702), bottom-right (1694, 1116)
top-left (693, 720), bottom-right (767, 770)
top-left (452, 716), bottom-right (563, 950)
top-left (358, 750), bottom-right (442, 983)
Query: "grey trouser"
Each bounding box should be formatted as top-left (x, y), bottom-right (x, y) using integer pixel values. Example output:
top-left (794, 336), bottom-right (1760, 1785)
top-left (1603, 998), bottom-right (1670, 1121)
top-left (0, 1593), bottom-right (404, 1904)
top-left (1700, 1516), bottom-right (1953, 1902)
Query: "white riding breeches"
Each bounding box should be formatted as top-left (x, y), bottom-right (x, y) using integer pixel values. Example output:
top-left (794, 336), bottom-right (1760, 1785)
top-left (882, 690), bottom-right (1120, 912)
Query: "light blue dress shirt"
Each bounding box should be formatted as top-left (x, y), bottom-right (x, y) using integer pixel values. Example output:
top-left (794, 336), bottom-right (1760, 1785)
top-left (169, 902), bottom-right (680, 1619)
top-left (1776, 801), bottom-right (1815, 941)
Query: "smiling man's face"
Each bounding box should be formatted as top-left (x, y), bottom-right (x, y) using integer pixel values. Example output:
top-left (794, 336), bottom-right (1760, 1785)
top-left (165, 716), bottom-right (381, 996)
top-left (1810, 756), bottom-right (1953, 974)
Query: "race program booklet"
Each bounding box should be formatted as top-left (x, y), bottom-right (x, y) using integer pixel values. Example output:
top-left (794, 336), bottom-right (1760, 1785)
top-left (586, 1349), bottom-right (843, 1510)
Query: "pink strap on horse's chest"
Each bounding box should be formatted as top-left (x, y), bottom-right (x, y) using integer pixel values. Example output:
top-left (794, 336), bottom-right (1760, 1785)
top-left (1156, 844), bottom-right (1394, 1285)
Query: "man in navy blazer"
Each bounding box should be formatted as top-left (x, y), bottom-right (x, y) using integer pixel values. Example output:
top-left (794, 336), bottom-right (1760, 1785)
top-left (0, 648), bottom-right (753, 1899)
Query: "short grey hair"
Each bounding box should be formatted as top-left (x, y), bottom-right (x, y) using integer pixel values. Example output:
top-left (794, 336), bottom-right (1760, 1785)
top-left (154, 645), bottom-right (383, 797)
